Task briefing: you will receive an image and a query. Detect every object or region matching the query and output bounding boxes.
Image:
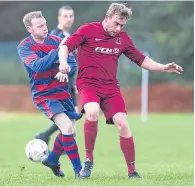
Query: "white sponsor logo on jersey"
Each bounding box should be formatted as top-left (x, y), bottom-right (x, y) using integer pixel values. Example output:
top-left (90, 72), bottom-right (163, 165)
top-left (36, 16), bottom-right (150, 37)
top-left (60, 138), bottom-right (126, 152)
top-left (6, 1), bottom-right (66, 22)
top-left (95, 47), bottom-right (119, 54)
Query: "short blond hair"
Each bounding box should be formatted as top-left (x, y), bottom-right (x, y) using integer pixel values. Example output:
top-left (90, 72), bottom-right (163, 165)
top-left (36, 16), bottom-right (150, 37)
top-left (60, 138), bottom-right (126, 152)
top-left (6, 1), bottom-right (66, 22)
top-left (23, 11), bottom-right (43, 27)
top-left (106, 3), bottom-right (132, 20)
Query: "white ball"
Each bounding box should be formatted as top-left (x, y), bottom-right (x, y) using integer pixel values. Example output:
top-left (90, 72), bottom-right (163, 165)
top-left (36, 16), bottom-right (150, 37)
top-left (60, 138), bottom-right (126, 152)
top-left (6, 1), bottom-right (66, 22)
top-left (25, 139), bottom-right (49, 162)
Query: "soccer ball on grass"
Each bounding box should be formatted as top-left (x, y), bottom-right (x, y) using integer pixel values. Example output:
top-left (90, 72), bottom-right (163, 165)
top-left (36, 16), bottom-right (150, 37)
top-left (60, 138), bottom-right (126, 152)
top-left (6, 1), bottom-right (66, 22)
top-left (25, 139), bottom-right (49, 162)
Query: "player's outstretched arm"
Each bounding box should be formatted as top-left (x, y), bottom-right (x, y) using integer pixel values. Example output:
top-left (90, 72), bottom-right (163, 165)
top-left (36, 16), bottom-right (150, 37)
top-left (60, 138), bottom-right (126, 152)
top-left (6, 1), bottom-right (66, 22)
top-left (124, 34), bottom-right (183, 74)
top-left (58, 45), bottom-right (70, 74)
top-left (57, 24), bottom-right (89, 77)
top-left (55, 45), bottom-right (71, 83)
top-left (17, 45), bottom-right (59, 73)
top-left (141, 56), bottom-right (183, 74)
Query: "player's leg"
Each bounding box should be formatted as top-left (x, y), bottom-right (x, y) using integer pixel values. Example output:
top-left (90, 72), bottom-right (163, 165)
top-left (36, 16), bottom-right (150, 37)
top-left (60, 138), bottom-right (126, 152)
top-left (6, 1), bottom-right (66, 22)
top-left (112, 113), bottom-right (140, 178)
top-left (35, 71), bottom-right (80, 146)
top-left (52, 113), bottom-right (82, 176)
top-left (36, 73), bottom-right (78, 148)
top-left (36, 99), bottom-right (82, 177)
top-left (46, 133), bottom-right (64, 165)
top-left (83, 102), bottom-right (100, 161)
top-left (78, 87), bottom-right (101, 178)
top-left (42, 133), bottom-right (65, 177)
top-left (101, 93), bottom-right (141, 178)
top-left (35, 124), bottom-right (58, 145)
top-left (35, 100), bottom-right (65, 177)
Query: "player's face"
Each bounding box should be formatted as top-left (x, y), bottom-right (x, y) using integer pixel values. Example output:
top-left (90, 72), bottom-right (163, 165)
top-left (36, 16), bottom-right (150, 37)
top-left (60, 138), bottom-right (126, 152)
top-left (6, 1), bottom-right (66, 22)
top-left (27, 17), bottom-right (48, 40)
top-left (58, 9), bottom-right (75, 29)
top-left (105, 14), bottom-right (127, 36)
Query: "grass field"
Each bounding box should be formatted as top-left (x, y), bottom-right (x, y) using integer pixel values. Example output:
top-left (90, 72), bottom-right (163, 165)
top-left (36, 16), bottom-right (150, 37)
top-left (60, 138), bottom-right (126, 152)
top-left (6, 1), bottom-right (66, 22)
top-left (0, 113), bottom-right (193, 186)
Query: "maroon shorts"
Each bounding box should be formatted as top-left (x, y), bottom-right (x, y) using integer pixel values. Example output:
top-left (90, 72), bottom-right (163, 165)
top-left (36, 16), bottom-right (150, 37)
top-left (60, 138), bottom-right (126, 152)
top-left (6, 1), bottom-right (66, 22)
top-left (78, 86), bottom-right (126, 124)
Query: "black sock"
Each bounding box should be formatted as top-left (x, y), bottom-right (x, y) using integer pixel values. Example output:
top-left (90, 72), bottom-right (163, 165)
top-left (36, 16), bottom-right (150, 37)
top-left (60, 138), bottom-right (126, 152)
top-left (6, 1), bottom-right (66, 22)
top-left (44, 124), bottom-right (58, 136)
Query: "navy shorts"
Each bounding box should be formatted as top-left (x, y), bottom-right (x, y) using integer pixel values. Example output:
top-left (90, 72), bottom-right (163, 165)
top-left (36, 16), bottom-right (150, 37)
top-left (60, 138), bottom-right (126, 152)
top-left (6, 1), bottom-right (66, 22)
top-left (36, 97), bottom-right (82, 120)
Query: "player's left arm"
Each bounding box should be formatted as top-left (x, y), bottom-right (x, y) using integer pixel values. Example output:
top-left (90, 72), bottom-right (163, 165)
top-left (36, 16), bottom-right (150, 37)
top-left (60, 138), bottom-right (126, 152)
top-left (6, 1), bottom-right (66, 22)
top-left (141, 57), bottom-right (183, 74)
top-left (124, 34), bottom-right (183, 74)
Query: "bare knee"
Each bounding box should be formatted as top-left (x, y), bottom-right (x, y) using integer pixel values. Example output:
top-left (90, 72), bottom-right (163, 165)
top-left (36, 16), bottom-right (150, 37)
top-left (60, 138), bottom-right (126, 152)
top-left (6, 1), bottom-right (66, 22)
top-left (86, 111), bottom-right (99, 121)
top-left (52, 113), bottom-right (73, 134)
top-left (84, 102), bottom-right (100, 121)
top-left (115, 119), bottom-right (129, 135)
top-left (112, 113), bottom-right (132, 137)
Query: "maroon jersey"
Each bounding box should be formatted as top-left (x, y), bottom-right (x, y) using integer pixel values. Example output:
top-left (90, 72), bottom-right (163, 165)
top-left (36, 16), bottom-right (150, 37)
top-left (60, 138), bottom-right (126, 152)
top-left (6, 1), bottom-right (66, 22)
top-left (64, 22), bottom-right (145, 91)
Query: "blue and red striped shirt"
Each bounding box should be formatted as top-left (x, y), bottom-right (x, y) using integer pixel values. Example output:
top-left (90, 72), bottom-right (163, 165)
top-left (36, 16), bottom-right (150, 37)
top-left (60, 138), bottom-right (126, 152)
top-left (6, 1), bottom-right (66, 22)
top-left (17, 34), bottom-right (70, 103)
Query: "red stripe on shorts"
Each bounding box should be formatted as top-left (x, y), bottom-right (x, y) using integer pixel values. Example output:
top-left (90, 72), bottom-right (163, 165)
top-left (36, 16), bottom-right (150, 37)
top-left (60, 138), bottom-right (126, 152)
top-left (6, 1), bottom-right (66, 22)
top-left (41, 101), bottom-right (53, 118)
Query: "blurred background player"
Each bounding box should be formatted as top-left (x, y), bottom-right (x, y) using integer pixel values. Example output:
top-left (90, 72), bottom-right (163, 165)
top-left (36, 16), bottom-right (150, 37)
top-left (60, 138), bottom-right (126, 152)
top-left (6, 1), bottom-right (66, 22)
top-left (17, 11), bottom-right (83, 178)
top-left (51, 5), bottom-right (78, 112)
top-left (35, 5), bottom-right (78, 145)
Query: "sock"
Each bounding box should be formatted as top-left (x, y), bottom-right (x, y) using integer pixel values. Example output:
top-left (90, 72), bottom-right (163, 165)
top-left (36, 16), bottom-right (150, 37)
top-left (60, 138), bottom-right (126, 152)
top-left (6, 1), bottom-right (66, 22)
top-left (84, 119), bottom-right (98, 162)
top-left (44, 124), bottom-right (58, 136)
top-left (120, 136), bottom-right (135, 175)
top-left (62, 134), bottom-right (82, 174)
top-left (47, 133), bottom-right (64, 165)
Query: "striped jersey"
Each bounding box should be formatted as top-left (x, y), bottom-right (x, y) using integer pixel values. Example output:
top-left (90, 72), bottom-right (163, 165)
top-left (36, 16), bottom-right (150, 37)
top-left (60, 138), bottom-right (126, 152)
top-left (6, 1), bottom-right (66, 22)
top-left (17, 34), bottom-right (70, 104)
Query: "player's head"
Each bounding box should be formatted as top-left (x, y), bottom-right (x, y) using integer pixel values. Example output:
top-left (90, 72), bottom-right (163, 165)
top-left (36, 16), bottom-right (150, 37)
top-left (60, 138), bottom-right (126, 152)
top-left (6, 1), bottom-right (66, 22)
top-left (23, 11), bottom-right (48, 40)
top-left (104, 3), bottom-right (132, 36)
top-left (58, 5), bottom-right (75, 30)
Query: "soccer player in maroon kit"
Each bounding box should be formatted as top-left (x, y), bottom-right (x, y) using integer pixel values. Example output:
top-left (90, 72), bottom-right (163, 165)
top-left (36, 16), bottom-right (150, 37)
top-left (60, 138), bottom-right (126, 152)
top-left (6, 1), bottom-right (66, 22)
top-left (57, 3), bottom-right (183, 179)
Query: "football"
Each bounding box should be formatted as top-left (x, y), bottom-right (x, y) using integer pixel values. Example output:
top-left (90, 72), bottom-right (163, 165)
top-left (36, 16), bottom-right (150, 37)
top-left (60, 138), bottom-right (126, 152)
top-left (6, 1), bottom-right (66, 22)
top-left (25, 139), bottom-right (49, 162)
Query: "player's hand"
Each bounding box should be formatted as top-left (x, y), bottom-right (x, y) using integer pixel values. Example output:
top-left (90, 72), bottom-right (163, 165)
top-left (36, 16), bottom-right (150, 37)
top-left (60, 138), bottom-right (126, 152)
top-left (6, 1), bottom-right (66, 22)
top-left (163, 62), bottom-right (183, 74)
top-left (55, 72), bottom-right (69, 82)
top-left (59, 63), bottom-right (71, 74)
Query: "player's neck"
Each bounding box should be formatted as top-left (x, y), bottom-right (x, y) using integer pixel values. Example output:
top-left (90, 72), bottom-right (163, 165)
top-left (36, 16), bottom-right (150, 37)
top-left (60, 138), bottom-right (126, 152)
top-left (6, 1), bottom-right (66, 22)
top-left (102, 20), bottom-right (107, 33)
top-left (57, 24), bottom-right (70, 33)
top-left (31, 35), bottom-right (45, 44)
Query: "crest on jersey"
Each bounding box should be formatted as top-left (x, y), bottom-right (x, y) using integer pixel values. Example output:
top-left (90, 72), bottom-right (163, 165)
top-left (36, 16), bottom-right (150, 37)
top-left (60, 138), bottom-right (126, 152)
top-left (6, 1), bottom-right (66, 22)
top-left (113, 48), bottom-right (119, 54)
top-left (115, 37), bottom-right (121, 44)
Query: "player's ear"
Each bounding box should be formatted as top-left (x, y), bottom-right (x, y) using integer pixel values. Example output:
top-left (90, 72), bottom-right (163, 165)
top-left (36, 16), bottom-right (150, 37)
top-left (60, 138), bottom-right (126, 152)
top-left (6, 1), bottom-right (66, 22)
top-left (105, 15), bottom-right (109, 22)
top-left (58, 15), bottom-right (61, 23)
top-left (26, 26), bottom-right (32, 33)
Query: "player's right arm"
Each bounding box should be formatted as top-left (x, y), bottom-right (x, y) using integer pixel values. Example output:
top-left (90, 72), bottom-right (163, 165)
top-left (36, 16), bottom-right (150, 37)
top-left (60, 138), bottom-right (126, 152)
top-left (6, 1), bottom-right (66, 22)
top-left (58, 24), bottom-right (90, 74)
top-left (17, 43), bottom-right (59, 73)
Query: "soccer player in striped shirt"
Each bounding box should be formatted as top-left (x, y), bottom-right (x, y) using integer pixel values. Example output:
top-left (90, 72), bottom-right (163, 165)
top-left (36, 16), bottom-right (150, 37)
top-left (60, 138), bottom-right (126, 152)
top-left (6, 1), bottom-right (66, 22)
top-left (17, 11), bottom-right (83, 178)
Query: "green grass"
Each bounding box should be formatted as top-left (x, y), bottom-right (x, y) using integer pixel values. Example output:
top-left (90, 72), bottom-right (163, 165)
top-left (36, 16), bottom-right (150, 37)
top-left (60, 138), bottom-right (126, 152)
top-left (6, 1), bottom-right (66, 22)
top-left (0, 113), bottom-right (193, 186)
